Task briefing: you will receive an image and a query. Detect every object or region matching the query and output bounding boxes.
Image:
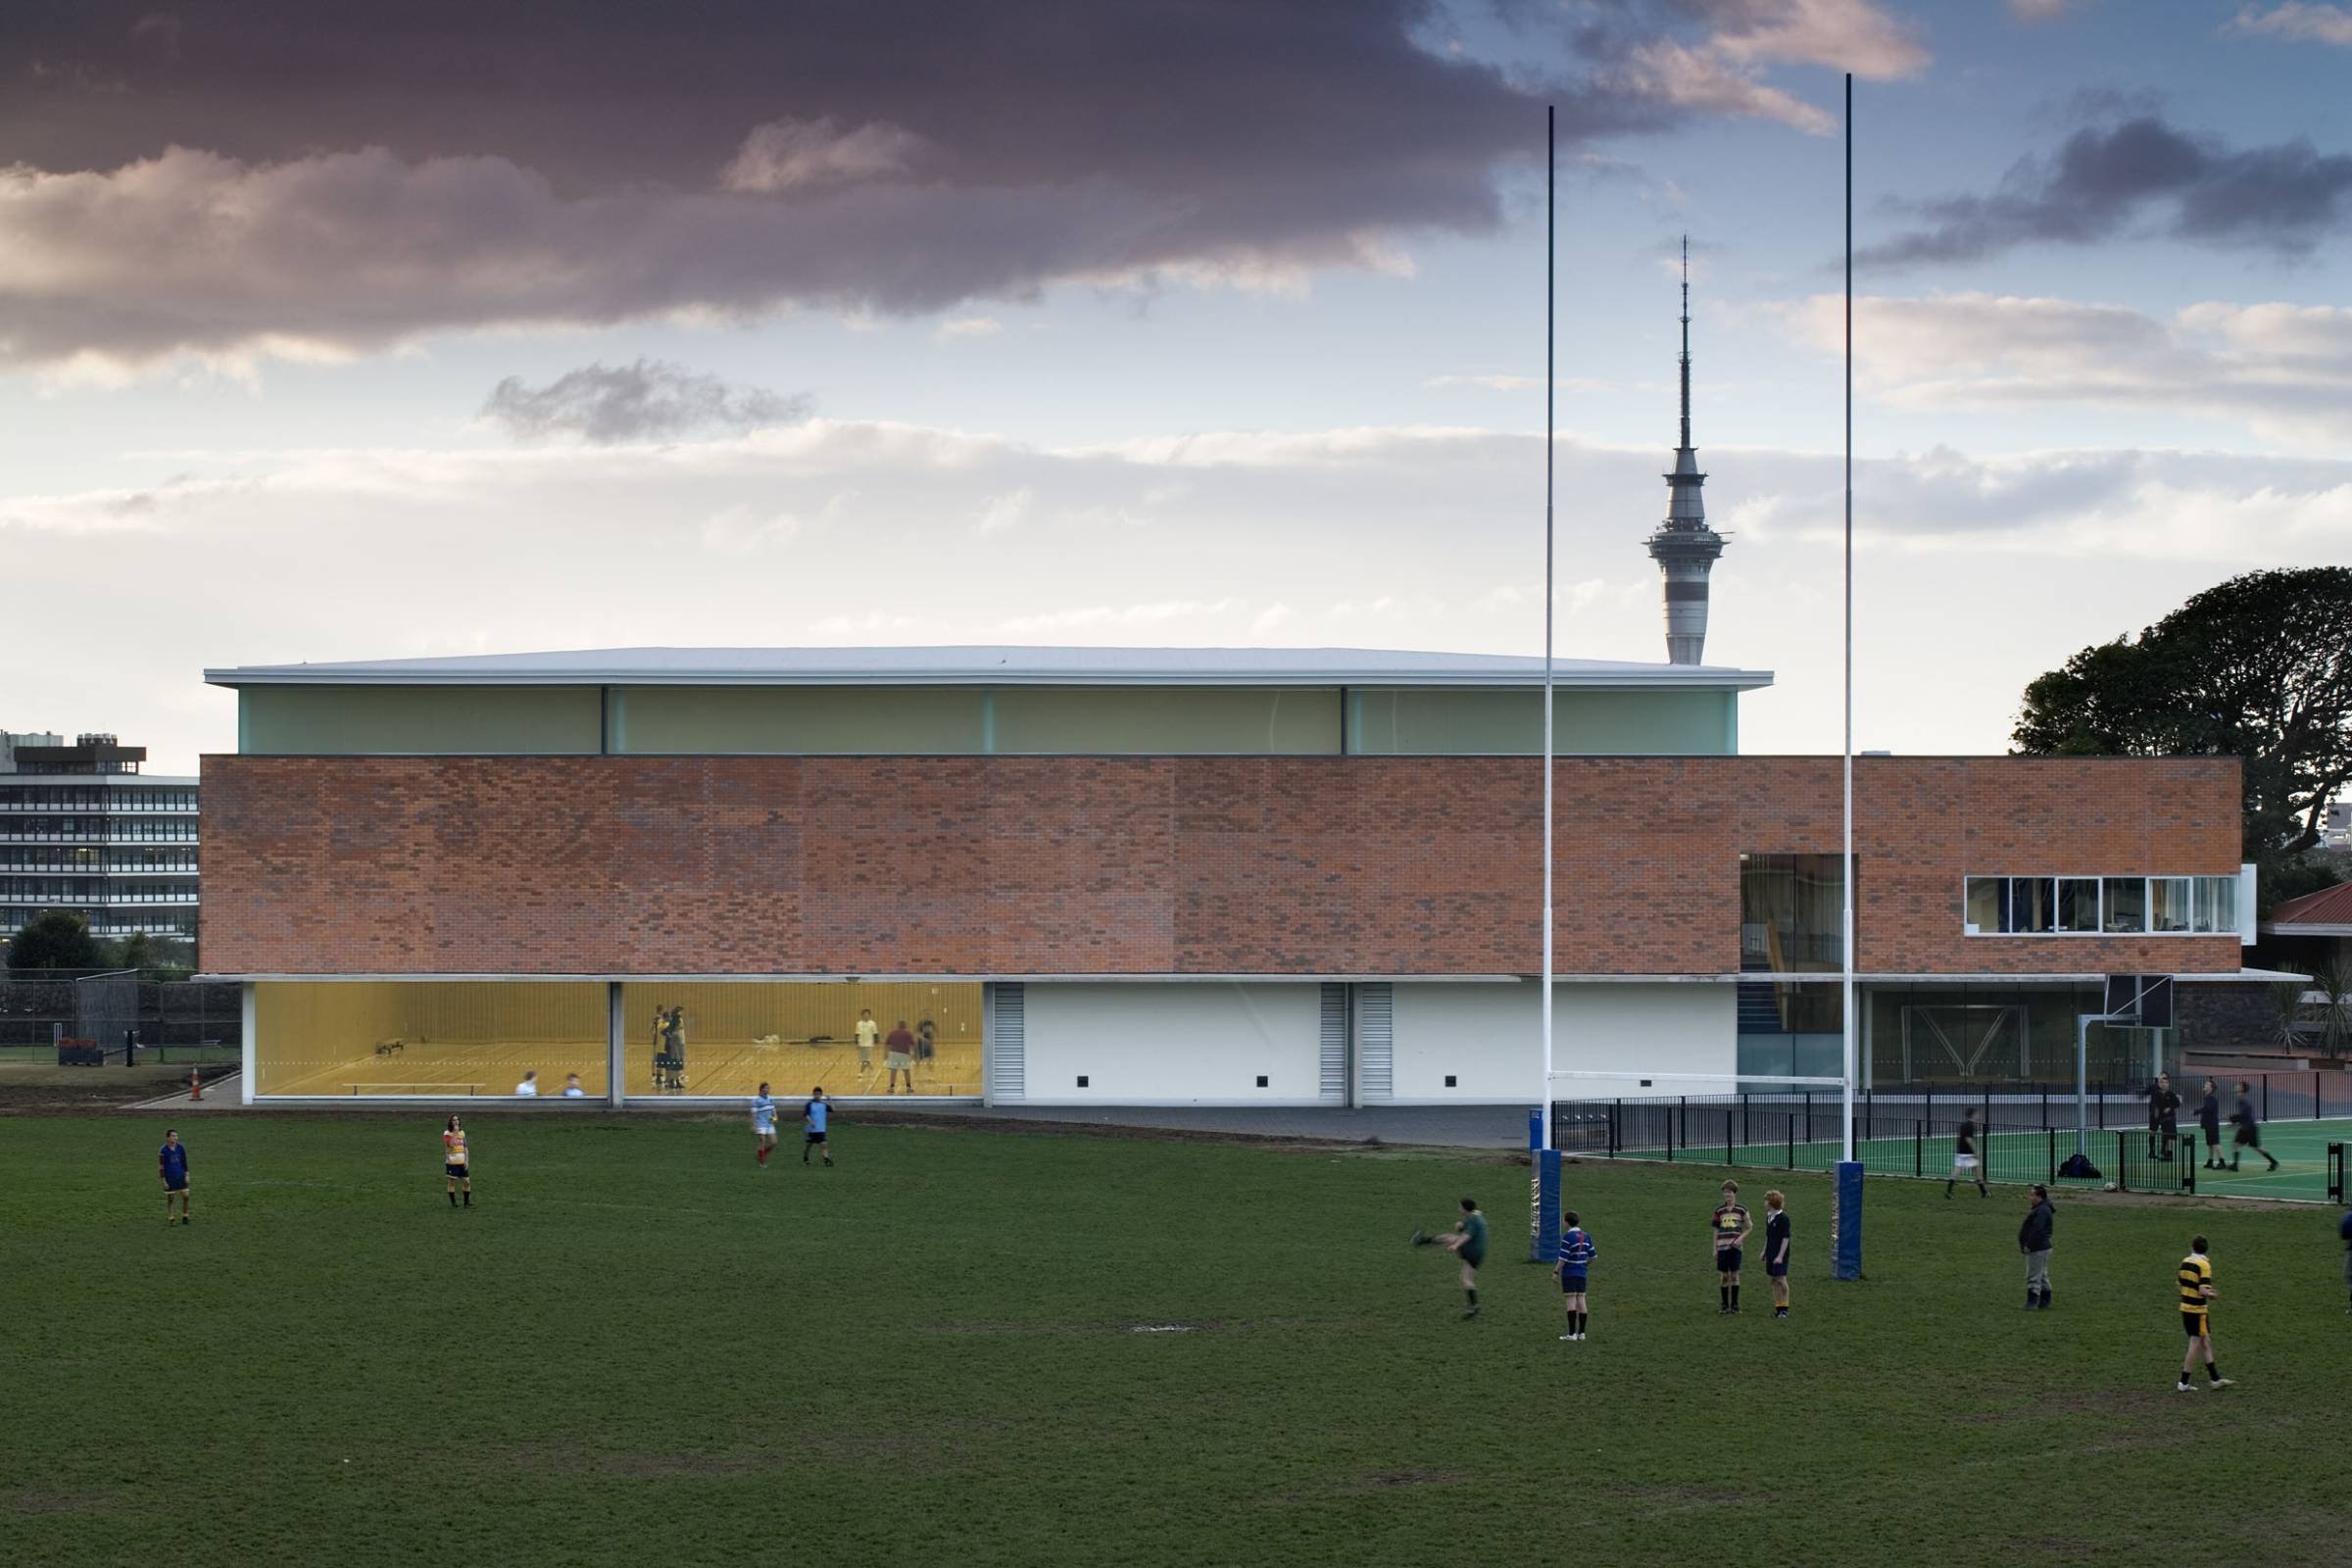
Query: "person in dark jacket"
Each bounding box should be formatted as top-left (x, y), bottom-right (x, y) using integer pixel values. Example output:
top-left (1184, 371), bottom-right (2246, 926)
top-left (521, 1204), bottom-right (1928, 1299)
top-left (2146, 1073), bottom-right (2180, 1160)
top-left (2339, 1203), bottom-right (2352, 1314)
top-left (2019, 1184), bottom-right (2055, 1309)
top-left (2230, 1081), bottom-right (2279, 1173)
top-left (2198, 1079), bottom-right (2225, 1170)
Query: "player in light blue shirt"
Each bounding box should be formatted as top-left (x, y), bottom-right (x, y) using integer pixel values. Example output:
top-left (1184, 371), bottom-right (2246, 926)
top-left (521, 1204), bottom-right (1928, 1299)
top-left (1555, 1212), bottom-right (1595, 1341)
top-left (751, 1083), bottom-right (778, 1168)
top-left (803, 1088), bottom-right (833, 1167)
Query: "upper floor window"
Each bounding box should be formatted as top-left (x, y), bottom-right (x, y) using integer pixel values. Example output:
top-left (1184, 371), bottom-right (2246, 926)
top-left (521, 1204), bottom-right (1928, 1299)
top-left (1740, 853), bottom-right (1848, 972)
top-left (1964, 874), bottom-right (2238, 936)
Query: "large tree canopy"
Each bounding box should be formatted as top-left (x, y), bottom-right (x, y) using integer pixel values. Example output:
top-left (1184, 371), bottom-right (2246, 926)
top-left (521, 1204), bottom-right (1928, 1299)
top-left (6, 908), bottom-right (105, 973)
top-left (2013, 567), bottom-right (2352, 894)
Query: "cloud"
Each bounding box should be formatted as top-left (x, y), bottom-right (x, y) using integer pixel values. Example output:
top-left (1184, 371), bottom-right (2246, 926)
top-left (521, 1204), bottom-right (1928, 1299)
top-left (1427, 373), bottom-right (1616, 393)
top-left (0, 0), bottom-right (1921, 374)
top-left (1859, 116), bottom-right (2352, 266)
top-left (974, 486), bottom-right (1034, 535)
top-left (936, 317), bottom-right (1005, 343)
top-left (480, 359), bottom-right (812, 444)
top-left (1779, 291), bottom-right (2352, 447)
top-left (720, 118), bottom-right (928, 194)
top-left (11, 416), bottom-right (2352, 772)
top-left (2006, 0), bottom-right (2082, 21)
top-left (2230, 3), bottom-right (2352, 45)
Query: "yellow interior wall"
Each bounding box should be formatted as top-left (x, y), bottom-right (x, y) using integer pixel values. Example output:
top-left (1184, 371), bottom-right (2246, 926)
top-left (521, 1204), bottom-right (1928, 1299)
top-left (255, 982), bottom-right (607, 1097)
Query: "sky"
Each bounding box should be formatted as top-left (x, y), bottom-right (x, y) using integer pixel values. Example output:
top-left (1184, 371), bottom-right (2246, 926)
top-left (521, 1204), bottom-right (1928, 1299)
top-left (3, 0), bottom-right (2347, 774)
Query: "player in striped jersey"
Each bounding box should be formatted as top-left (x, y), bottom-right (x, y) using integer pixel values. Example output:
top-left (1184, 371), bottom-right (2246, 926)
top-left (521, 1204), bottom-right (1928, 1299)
top-left (2176, 1235), bottom-right (2231, 1392)
top-left (1555, 1212), bottom-right (1595, 1341)
top-left (1711, 1181), bottom-right (1749, 1314)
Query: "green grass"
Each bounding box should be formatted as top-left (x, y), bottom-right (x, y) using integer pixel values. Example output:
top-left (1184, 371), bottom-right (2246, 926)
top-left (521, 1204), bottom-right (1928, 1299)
top-left (4, 1115), bottom-right (2349, 1567)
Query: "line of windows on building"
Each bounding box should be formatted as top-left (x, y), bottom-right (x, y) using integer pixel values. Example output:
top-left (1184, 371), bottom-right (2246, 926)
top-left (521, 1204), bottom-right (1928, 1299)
top-left (0, 787), bottom-right (197, 811)
top-left (0, 849), bottom-right (200, 872)
top-left (1964, 875), bottom-right (2238, 937)
top-left (0, 879), bottom-right (200, 904)
top-left (0, 819), bottom-right (199, 842)
top-left (0, 907), bottom-right (198, 936)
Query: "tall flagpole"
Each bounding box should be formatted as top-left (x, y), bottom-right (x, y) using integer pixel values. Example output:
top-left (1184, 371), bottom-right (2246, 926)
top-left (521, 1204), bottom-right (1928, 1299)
top-left (1839, 74), bottom-right (1857, 1164)
top-left (1540, 104), bottom-right (1556, 1153)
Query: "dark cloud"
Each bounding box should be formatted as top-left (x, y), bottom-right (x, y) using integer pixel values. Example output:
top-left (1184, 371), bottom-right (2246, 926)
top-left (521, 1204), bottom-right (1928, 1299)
top-left (1860, 116), bottom-right (2352, 266)
top-left (481, 360), bottom-right (811, 444)
top-left (0, 0), bottom-right (1883, 371)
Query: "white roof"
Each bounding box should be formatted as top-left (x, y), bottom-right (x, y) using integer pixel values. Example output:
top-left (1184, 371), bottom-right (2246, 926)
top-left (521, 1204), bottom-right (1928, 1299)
top-left (207, 646), bottom-right (1774, 691)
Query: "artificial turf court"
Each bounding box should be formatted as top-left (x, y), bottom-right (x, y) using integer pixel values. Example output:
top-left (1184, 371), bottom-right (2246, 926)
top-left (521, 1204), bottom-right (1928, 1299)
top-left (6, 1116), bottom-right (2349, 1567)
top-left (1604, 1118), bottom-right (2351, 1203)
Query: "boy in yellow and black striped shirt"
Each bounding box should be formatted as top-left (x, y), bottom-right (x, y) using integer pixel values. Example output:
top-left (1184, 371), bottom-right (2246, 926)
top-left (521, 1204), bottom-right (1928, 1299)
top-left (2176, 1236), bottom-right (2230, 1393)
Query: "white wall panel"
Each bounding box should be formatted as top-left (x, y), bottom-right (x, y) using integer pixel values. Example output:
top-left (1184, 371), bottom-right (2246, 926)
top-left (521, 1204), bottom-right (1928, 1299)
top-left (1019, 983), bottom-right (1323, 1104)
top-left (1384, 982), bottom-right (1736, 1102)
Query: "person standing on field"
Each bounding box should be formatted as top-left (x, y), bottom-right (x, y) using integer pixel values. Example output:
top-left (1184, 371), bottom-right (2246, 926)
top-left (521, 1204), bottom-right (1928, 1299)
top-left (158, 1128), bottom-right (192, 1225)
top-left (2338, 1202), bottom-right (2352, 1314)
top-left (752, 1082), bottom-right (779, 1167)
top-left (1711, 1180), bottom-right (1750, 1314)
top-left (2198, 1079), bottom-right (2225, 1169)
top-left (2020, 1183), bottom-right (2054, 1308)
top-left (2229, 1082), bottom-right (2279, 1172)
top-left (1555, 1211), bottom-right (1595, 1341)
top-left (443, 1115), bottom-right (472, 1207)
top-left (1762, 1190), bottom-right (1791, 1318)
top-left (2146, 1073), bottom-right (2180, 1160)
top-left (803, 1088), bottom-right (834, 1167)
top-left (2176, 1235), bottom-right (2231, 1392)
top-left (1947, 1110), bottom-right (1987, 1198)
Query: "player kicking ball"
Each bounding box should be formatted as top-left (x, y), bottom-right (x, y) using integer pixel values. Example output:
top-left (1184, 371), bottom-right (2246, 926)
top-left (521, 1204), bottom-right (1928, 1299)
top-left (1554, 1211), bottom-right (1595, 1340)
top-left (752, 1082), bottom-right (779, 1167)
top-left (2176, 1234), bottom-right (2231, 1392)
top-left (1410, 1197), bottom-right (1488, 1319)
top-left (158, 1128), bottom-right (192, 1225)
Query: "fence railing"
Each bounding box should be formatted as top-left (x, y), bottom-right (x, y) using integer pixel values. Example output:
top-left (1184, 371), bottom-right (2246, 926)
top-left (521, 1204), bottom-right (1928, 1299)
top-left (0, 972), bottom-right (240, 1060)
top-left (1552, 1072), bottom-right (2346, 1193)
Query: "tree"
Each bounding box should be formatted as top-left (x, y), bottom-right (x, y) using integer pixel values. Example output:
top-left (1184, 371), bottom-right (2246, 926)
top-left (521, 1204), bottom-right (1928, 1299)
top-left (111, 931), bottom-right (158, 972)
top-left (2013, 567), bottom-right (2352, 908)
top-left (6, 908), bottom-right (105, 973)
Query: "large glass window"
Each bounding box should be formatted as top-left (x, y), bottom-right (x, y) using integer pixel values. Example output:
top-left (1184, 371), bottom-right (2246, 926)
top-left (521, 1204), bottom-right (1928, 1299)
top-left (2007, 878), bottom-right (2056, 934)
top-left (2195, 875), bottom-right (2238, 935)
top-left (621, 982), bottom-right (984, 1099)
top-left (2057, 878), bottom-right (2101, 934)
top-left (1740, 854), bottom-right (1848, 972)
top-left (2100, 877), bottom-right (2146, 933)
top-left (2149, 877), bottom-right (2192, 933)
top-left (1964, 877), bottom-right (2003, 934)
top-left (254, 982), bottom-right (607, 1097)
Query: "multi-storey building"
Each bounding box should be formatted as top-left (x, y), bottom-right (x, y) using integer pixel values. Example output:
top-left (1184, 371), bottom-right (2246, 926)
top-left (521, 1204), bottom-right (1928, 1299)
top-left (1, 731), bottom-right (201, 948)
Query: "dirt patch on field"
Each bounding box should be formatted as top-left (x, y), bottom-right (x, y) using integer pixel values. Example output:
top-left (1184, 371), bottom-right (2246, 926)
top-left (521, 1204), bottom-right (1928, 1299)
top-left (1603, 1483), bottom-right (1744, 1512)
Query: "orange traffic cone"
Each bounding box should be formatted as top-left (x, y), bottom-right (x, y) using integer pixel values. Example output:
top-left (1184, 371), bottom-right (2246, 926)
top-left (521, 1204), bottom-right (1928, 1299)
top-left (188, 1067), bottom-right (202, 1102)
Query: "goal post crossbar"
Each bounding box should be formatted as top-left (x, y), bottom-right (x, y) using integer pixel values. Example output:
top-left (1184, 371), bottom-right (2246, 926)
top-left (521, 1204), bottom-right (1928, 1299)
top-left (1546, 1071), bottom-right (1848, 1090)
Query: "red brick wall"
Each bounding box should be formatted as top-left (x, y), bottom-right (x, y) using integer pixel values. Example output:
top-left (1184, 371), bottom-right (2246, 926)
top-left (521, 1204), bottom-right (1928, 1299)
top-left (199, 755), bottom-right (2244, 977)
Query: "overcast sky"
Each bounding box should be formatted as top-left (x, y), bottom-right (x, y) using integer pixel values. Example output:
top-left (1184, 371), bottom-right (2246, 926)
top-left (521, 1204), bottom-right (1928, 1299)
top-left (4, 0), bottom-right (2346, 773)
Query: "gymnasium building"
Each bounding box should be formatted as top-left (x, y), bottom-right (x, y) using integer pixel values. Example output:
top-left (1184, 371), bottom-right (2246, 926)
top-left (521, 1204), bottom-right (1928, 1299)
top-left (198, 645), bottom-right (2267, 1107)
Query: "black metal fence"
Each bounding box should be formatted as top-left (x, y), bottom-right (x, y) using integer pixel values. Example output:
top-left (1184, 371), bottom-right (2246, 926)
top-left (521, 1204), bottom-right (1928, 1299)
top-left (1551, 1074), bottom-right (2345, 1193)
top-left (0, 969), bottom-right (240, 1062)
top-left (2330, 1143), bottom-right (2345, 1205)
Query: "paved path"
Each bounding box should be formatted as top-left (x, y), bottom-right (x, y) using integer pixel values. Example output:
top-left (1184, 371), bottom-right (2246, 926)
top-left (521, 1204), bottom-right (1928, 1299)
top-left (874, 1102), bottom-right (1532, 1148)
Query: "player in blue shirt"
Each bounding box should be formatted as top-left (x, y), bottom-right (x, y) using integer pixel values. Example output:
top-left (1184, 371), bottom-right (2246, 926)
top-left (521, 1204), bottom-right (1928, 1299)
top-left (1763, 1190), bottom-right (1791, 1318)
top-left (752, 1083), bottom-right (779, 1168)
top-left (158, 1128), bottom-right (191, 1225)
top-left (803, 1087), bottom-right (834, 1167)
top-left (1555, 1211), bottom-right (1596, 1341)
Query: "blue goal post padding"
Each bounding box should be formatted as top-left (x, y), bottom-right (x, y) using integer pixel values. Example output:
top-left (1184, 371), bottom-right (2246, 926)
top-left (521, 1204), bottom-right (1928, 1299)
top-left (1832, 1159), bottom-right (1863, 1280)
top-left (1531, 1149), bottom-right (1561, 1262)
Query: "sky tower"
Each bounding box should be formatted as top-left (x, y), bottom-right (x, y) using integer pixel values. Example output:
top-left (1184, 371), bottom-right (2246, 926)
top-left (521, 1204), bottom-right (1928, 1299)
top-left (1645, 236), bottom-right (1728, 664)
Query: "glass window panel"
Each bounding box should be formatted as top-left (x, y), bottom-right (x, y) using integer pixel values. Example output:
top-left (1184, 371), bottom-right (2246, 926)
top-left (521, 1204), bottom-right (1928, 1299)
top-left (992, 687), bottom-right (1341, 756)
top-left (254, 982), bottom-right (608, 1097)
top-left (622, 982), bottom-right (984, 1098)
top-left (2149, 877), bottom-right (2191, 933)
top-left (613, 686), bottom-right (986, 755)
top-left (2057, 878), bottom-right (2100, 933)
top-left (2008, 877), bottom-right (2055, 934)
top-left (240, 686), bottom-right (602, 756)
top-left (1965, 877), bottom-right (2004, 934)
top-left (1739, 854), bottom-right (1849, 972)
top-left (2195, 875), bottom-right (2238, 935)
top-left (2100, 877), bottom-right (2146, 933)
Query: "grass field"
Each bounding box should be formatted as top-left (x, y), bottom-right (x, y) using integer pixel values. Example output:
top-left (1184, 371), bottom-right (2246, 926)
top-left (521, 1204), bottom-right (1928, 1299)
top-left (5, 1114), bottom-right (2349, 1567)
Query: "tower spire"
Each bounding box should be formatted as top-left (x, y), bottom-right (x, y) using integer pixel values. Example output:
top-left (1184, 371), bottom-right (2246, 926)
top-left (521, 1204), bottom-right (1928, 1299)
top-left (1679, 234), bottom-right (1691, 451)
top-left (1645, 236), bottom-right (1728, 664)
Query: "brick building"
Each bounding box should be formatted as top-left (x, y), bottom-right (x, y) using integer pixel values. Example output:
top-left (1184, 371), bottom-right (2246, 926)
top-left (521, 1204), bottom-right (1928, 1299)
top-left (199, 647), bottom-right (2264, 1105)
